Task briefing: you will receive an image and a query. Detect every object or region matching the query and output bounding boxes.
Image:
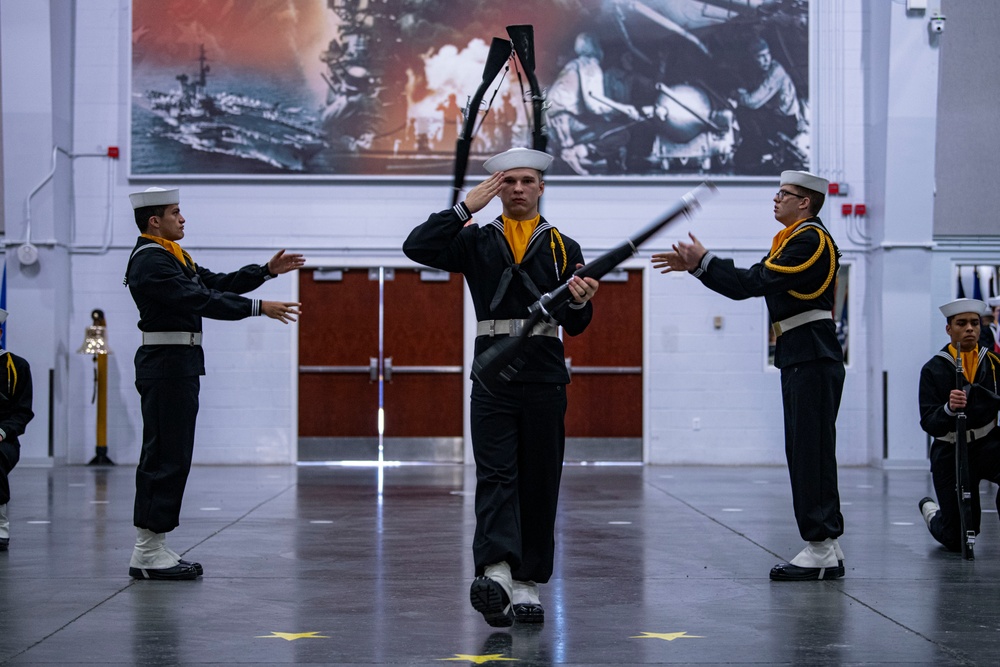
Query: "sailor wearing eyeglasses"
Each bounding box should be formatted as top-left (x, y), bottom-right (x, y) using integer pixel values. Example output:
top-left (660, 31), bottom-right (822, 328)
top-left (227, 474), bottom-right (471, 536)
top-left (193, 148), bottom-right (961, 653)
top-left (652, 170), bottom-right (846, 581)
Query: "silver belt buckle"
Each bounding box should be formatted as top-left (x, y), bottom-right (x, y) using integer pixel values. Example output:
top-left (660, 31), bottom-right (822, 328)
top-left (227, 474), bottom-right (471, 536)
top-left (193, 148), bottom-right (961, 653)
top-left (510, 319), bottom-right (524, 337)
top-left (189, 333), bottom-right (197, 346)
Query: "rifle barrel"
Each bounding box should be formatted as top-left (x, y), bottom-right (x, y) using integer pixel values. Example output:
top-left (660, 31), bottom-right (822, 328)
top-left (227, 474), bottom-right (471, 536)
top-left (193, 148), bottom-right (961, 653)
top-left (472, 181), bottom-right (716, 394)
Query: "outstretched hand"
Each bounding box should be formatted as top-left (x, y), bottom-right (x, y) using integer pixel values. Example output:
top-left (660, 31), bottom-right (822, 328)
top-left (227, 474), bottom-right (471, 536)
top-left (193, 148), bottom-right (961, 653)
top-left (267, 250), bottom-right (306, 276)
top-left (651, 232), bottom-right (707, 273)
top-left (262, 301), bottom-right (301, 324)
top-left (463, 171), bottom-right (505, 214)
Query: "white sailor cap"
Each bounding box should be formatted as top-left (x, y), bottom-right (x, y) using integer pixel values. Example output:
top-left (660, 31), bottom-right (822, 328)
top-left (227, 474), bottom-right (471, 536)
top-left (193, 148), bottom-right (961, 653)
top-left (129, 187), bottom-right (180, 210)
top-left (780, 170), bottom-right (829, 194)
top-left (939, 298), bottom-right (989, 319)
top-left (0, 308), bottom-right (7, 325)
top-left (988, 296), bottom-right (1000, 308)
top-left (483, 147), bottom-right (553, 174)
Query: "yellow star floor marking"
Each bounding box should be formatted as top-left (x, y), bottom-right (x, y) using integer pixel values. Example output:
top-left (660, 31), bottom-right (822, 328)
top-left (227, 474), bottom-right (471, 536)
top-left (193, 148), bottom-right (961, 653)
top-left (630, 631), bottom-right (705, 641)
top-left (439, 654), bottom-right (518, 664)
top-left (255, 631), bottom-right (329, 641)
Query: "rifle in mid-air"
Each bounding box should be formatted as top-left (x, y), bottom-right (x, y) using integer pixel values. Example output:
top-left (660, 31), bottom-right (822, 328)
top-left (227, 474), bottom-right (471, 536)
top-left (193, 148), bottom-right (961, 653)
top-left (472, 182), bottom-right (717, 395)
top-left (450, 24), bottom-right (545, 208)
top-left (451, 37), bottom-right (512, 207)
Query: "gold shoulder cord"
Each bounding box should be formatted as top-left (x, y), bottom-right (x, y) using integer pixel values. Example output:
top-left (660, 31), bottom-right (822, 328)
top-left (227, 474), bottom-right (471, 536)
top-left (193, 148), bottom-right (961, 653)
top-left (764, 226), bottom-right (836, 300)
top-left (550, 229), bottom-right (568, 278)
top-left (5, 353), bottom-right (16, 394)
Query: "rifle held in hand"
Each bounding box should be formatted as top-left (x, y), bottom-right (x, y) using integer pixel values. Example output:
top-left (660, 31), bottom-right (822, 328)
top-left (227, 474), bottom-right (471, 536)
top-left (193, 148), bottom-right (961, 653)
top-left (954, 353), bottom-right (976, 559)
top-left (472, 182), bottom-right (717, 395)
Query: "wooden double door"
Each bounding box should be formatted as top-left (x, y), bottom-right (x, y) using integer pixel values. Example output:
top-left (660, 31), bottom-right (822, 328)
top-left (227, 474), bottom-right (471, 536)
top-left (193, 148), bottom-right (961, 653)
top-left (298, 266), bottom-right (643, 462)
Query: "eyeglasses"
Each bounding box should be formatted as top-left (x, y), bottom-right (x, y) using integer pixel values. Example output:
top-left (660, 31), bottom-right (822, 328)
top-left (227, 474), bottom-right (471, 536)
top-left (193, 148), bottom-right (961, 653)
top-left (775, 189), bottom-right (807, 201)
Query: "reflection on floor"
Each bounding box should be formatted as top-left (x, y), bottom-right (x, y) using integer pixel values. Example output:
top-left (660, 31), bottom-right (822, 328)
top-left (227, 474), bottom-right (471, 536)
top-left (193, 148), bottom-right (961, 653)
top-left (1, 463), bottom-right (998, 665)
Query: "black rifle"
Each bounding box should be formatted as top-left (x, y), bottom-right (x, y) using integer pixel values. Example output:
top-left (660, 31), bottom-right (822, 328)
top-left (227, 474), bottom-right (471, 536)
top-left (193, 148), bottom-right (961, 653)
top-left (451, 37), bottom-right (512, 207)
top-left (471, 182), bottom-right (717, 395)
top-left (506, 25), bottom-right (546, 153)
top-left (954, 353), bottom-right (975, 559)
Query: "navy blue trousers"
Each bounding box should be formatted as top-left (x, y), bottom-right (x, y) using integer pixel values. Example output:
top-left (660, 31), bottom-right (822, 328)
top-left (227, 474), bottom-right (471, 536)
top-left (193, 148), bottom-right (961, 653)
top-left (470, 381), bottom-right (567, 583)
top-left (781, 359), bottom-right (845, 542)
top-left (134, 376), bottom-right (199, 533)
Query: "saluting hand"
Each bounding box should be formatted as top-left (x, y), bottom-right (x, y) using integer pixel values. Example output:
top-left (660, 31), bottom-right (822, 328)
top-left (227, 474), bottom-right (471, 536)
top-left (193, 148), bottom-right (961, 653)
top-left (267, 250), bottom-right (306, 276)
top-left (463, 171), bottom-right (505, 214)
top-left (262, 301), bottom-right (301, 324)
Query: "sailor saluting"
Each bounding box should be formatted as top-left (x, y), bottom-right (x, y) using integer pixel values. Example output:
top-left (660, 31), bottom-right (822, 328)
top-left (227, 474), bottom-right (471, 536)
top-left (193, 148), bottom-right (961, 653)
top-left (404, 147), bottom-right (598, 625)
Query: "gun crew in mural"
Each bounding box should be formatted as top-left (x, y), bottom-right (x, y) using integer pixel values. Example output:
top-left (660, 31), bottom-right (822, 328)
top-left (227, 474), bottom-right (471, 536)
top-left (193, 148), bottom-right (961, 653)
top-left (131, 0), bottom-right (809, 178)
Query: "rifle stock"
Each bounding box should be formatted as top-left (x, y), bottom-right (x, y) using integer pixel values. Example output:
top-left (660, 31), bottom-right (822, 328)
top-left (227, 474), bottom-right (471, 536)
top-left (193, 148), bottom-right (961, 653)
top-left (472, 182), bottom-right (717, 395)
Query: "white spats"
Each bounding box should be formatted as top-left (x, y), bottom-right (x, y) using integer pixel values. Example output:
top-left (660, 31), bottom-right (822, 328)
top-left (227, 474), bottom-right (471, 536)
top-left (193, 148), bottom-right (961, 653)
top-left (129, 528), bottom-right (180, 569)
top-left (484, 561), bottom-right (513, 600)
top-left (920, 498), bottom-right (940, 528)
top-left (789, 538), bottom-right (838, 568)
top-left (0, 503), bottom-right (8, 540)
top-left (832, 538), bottom-right (845, 562)
top-left (512, 580), bottom-right (540, 606)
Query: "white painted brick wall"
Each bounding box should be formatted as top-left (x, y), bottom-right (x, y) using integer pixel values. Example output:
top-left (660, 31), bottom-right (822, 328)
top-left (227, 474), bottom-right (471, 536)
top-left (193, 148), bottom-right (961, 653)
top-left (11, 0), bottom-right (952, 467)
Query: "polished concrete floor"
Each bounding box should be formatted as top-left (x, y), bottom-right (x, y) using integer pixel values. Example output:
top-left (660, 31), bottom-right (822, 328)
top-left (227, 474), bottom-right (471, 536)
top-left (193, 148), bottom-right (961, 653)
top-left (1, 462), bottom-right (999, 666)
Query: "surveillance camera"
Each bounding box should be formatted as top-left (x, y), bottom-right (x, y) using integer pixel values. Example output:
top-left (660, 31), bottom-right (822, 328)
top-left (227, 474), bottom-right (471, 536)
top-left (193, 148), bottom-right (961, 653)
top-left (930, 14), bottom-right (946, 33)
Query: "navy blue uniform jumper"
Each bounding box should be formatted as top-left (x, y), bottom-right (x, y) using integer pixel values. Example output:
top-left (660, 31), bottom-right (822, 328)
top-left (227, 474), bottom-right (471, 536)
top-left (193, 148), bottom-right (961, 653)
top-left (691, 217), bottom-right (845, 543)
top-left (0, 351), bottom-right (33, 506)
top-left (403, 201), bottom-right (593, 583)
top-left (125, 236), bottom-right (271, 534)
top-left (919, 345), bottom-right (1000, 551)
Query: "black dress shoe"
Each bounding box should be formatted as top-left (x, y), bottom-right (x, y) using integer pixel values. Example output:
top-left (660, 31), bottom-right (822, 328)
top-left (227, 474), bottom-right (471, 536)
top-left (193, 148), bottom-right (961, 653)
top-left (769, 561), bottom-right (844, 581)
top-left (513, 603), bottom-right (544, 624)
top-left (129, 563), bottom-right (200, 581)
top-left (0, 537), bottom-right (8, 552)
top-left (179, 559), bottom-right (203, 576)
top-left (470, 576), bottom-right (514, 627)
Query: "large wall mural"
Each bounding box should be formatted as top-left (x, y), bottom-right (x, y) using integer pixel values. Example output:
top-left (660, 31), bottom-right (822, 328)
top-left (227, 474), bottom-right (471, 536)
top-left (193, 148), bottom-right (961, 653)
top-left (130, 0), bottom-right (810, 179)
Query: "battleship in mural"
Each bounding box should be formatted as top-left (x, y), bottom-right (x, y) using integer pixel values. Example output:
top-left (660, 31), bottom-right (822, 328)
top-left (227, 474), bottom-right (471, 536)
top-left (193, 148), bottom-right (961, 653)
top-left (137, 45), bottom-right (327, 172)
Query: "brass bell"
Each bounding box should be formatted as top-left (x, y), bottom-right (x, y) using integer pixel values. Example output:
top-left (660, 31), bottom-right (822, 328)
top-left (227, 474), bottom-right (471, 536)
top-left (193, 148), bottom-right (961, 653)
top-left (77, 309), bottom-right (111, 355)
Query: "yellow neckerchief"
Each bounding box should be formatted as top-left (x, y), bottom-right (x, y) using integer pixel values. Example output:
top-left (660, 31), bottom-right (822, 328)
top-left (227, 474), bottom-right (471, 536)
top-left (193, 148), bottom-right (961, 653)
top-left (769, 218), bottom-right (809, 255)
top-left (948, 344), bottom-right (980, 385)
top-left (765, 217), bottom-right (836, 300)
top-left (502, 214), bottom-right (539, 264)
top-left (5, 353), bottom-right (15, 394)
top-left (140, 233), bottom-right (196, 270)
